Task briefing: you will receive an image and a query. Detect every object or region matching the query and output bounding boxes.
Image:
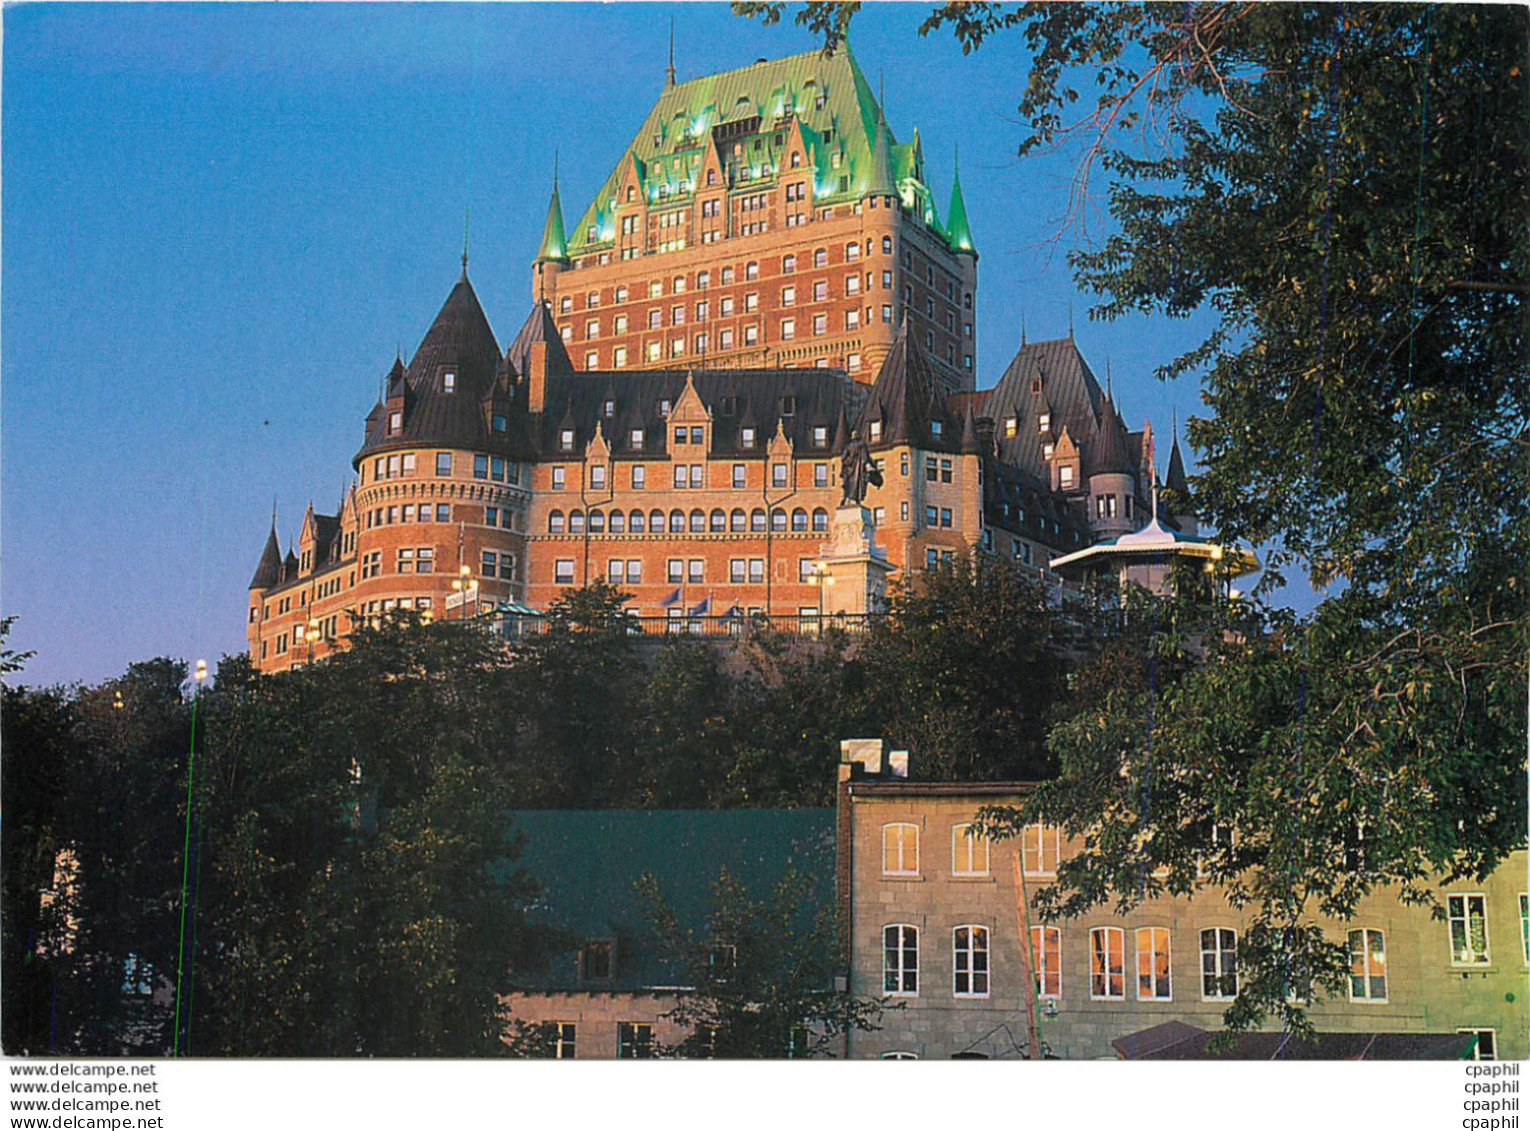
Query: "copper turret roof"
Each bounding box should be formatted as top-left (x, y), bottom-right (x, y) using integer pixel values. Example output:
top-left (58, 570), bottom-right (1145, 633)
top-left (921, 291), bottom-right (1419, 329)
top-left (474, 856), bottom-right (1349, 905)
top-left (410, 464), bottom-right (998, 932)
top-left (1088, 395), bottom-right (1135, 477)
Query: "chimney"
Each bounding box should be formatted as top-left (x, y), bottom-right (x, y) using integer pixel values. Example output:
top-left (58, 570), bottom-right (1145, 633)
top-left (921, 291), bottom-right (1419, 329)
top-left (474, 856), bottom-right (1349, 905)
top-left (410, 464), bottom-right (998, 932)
top-left (887, 749), bottom-right (909, 779)
top-left (528, 340), bottom-right (549, 415)
top-left (839, 738), bottom-right (884, 781)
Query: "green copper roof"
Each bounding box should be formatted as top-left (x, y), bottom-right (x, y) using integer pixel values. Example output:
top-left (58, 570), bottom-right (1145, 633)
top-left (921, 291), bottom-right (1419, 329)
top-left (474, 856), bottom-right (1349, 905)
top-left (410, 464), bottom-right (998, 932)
top-left (946, 148), bottom-right (975, 254)
top-left (562, 46), bottom-right (970, 256)
top-left (536, 179), bottom-right (569, 264)
top-left (864, 108), bottom-right (895, 196)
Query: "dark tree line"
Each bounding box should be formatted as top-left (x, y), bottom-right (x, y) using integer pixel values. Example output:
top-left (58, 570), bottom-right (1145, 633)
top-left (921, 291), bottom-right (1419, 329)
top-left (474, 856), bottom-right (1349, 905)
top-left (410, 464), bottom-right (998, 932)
top-left (0, 559), bottom-right (1065, 1056)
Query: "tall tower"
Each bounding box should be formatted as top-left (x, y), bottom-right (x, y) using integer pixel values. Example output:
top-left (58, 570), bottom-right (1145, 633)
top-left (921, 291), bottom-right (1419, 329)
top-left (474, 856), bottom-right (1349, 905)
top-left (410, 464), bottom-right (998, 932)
top-left (532, 46), bottom-right (978, 393)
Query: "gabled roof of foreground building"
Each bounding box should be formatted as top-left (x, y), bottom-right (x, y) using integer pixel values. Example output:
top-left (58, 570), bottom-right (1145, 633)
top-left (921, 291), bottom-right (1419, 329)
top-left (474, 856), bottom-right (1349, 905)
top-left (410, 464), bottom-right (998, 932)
top-left (504, 808), bottom-right (834, 993)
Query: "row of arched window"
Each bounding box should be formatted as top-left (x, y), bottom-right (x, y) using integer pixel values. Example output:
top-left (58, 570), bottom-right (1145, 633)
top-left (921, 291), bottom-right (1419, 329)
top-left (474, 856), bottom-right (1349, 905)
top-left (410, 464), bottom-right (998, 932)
top-left (548, 507), bottom-right (830, 535)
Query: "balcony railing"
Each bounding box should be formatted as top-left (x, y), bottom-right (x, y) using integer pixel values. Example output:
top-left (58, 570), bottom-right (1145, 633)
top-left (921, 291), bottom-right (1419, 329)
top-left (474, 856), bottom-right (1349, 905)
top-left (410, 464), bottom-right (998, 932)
top-left (484, 610), bottom-right (883, 640)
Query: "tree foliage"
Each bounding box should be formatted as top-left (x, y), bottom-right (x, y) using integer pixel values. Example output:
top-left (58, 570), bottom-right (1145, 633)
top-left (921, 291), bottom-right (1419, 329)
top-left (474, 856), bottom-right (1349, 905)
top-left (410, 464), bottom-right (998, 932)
top-left (636, 867), bottom-right (884, 1058)
top-left (745, 1), bottom-right (1528, 1035)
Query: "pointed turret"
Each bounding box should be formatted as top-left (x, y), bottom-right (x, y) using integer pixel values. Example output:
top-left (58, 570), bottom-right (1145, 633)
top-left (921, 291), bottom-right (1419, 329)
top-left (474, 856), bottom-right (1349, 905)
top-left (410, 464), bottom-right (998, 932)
top-left (1165, 433), bottom-right (1190, 496)
top-left (249, 522), bottom-right (282, 590)
top-left (1088, 398), bottom-right (1135, 477)
top-left (946, 147), bottom-right (975, 255)
top-left (831, 403), bottom-right (851, 451)
top-left (865, 107), bottom-right (896, 198)
top-left (857, 324), bottom-right (950, 446)
top-left (535, 175), bottom-right (569, 265)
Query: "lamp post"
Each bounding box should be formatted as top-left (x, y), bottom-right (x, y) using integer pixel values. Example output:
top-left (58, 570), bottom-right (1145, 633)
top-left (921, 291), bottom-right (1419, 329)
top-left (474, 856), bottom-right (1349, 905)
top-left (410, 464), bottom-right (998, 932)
top-left (809, 560), bottom-right (833, 637)
top-left (173, 658), bottom-right (208, 1057)
top-left (452, 566), bottom-right (478, 622)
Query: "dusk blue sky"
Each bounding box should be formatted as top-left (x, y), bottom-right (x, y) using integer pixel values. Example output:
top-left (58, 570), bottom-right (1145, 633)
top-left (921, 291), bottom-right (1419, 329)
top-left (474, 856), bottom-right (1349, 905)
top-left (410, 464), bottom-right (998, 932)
top-left (4, 3), bottom-right (1234, 687)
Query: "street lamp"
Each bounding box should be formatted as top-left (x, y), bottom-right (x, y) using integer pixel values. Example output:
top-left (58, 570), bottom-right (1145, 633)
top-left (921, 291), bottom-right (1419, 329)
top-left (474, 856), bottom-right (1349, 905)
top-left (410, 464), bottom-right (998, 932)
top-left (306, 617), bottom-right (320, 664)
top-left (452, 565), bottom-right (479, 621)
top-left (809, 560), bottom-right (833, 636)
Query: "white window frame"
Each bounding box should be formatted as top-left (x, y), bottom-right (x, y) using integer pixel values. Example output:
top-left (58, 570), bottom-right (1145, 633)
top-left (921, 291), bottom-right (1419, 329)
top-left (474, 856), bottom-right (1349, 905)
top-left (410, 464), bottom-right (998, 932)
top-left (1447, 893), bottom-right (1490, 966)
top-left (883, 924), bottom-right (918, 997)
top-left (1031, 925), bottom-right (1062, 999)
top-left (1521, 893), bottom-right (1528, 965)
top-left (1021, 824), bottom-right (1061, 877)
top-left (1200, 927), bottom-right (1239, 1001)
top-left (553, 1022), bottom-right (576, 1059)
top-left (951, 824), bottom-right (989, 876)
top-left (1136, 927), bottom-right (1172, 1001)
top-left (1347, 928), bottom-right (1387, 1003)
top-left (953, 925), bottom-right (990, 998)
top-left (882, 823), bottom-right (919, 876)
top-left (1090, 927), bottom-right (1125, 1000)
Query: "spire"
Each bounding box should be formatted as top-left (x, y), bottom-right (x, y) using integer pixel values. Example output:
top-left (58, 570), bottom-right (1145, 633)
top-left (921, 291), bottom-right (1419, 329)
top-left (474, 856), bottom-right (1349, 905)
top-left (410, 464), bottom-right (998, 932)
top-left (1068, 299), bottom-right (1075, 339)
top-left (461, 205), bottom-right (470, 276)
top-left (665, 17), bottom-right (676, 86)
top-left (1088, 393), bottom-right (1134, 477)
top-left (535, 164), bottom-right (569, 265)
top-left (1166, 425), bottom-right (1191, 496)
top-left (1020, 309), bottom-right (1027, 347)
top-left (946, 143), bottom-right (975, 254)
top-left (865, 100), bottom-right (896, 197)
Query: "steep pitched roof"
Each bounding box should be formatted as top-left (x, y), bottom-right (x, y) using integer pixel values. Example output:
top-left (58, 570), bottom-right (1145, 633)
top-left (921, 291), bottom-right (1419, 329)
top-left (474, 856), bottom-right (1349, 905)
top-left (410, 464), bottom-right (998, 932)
top-left (529, 364), bottom-right (864, 458)
top-left (355, 272), bottom-right (506, 462)
top-left (857, 324), bottom-right (958, 450)
top-left (249, 525), bottom-right (282, 590)
top-left (1088, 396), bottom-right (1135, 476)
top-left (504, 809), bottom-right (834, 993)
top-left (505, 301), bottom-right (576, 384)
top-left (536, 178), bottom-right (569, 264)
top-left (946, 148), bottom-right (975, 254)
top-left (983, 337), bottom-right (1107, 480)
top-left (1166, 435), bottom-right (1190, 495)
top-left (565, 46), bottom-right (916, 257)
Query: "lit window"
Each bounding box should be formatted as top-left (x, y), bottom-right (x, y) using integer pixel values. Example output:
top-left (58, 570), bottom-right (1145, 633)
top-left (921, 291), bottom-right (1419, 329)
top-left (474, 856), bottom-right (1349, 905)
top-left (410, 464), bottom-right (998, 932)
top-left (1021, 825), bottom-right (1061, 876)
top-left (442, 370), bottom-right (456, 393)
top-left (1200, 927), bottom-right (1238, 1000)
top-left (953, 926), bottom-right (989, 997)
top-left (1347, 928), bottom-right (1387, 1002)
top-left (1031, 926), bottom-right (1062, 998)
top-left (883, 925), bottom-right (918, 995)
top-left (1136, 927), bottom-right (1172, 1000)
top-left (553, 1023), bottom-right (576, 1059)
top-left (882, 823), bottom-right (918, 875)
top-left (1448, 894), bottom-right (1490, 965)
top-left (1091, 927), bottom-right (1125, 1000)
top-left (952, 824), bottom-right (988, 876)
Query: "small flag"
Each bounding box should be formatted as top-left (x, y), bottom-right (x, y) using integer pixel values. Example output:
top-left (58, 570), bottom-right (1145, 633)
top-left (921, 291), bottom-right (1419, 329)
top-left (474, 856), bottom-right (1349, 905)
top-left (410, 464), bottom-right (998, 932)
top-left (689, 595), bottom-right (711, 615)
top-left (660, 587), bottom-right (682, 608)
top-left (722, 602), bottom-right (743, 619)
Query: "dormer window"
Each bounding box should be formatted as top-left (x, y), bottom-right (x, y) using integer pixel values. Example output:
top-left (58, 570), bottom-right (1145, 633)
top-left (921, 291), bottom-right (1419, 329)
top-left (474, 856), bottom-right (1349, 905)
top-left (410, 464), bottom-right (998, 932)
top-left (1059, 465), bottom-right (1075, 488)
top-left (560, 429), bottom-right (575, 451)
top-left (690, 426), bottom-right (705, 445)
top-left (869, 421), bottom-right (883, 442)
top-left (492, 414), bottom-right (507, 433)
top-left (813, 426), bottom-right (828, 446)
top-left (604, 399), bottom-right (616, 417)
top-left (659, 398), bottom-right (672, 418)
top-left (1038, 412), bottom-right (1051, 433)
top-left (1043, 442), bottom-right (1055, 460)
top-left (742, 426), bottom-right (757, 448)
top-left (674, 426), bottom-right (688, 446)
top-left (1031, 377), bottom-right (1043, 394)
top-left (388, 411), bottom-right (402, 435)
top-left (930, 420), bottom-right (944, 438)
top-left (630, 429), bottom-right (644, 450)
top-left (443, 371), bottom-right (456, 393)
top-left (780, 396), bottom-right (796, 417)
top-left (1004, 417), bottom-right (1018, 437)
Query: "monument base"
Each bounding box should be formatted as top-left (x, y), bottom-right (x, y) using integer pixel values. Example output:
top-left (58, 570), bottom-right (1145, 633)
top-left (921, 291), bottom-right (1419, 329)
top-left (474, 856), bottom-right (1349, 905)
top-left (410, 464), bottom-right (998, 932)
top-left (815, 505), bottom-right (894, 616)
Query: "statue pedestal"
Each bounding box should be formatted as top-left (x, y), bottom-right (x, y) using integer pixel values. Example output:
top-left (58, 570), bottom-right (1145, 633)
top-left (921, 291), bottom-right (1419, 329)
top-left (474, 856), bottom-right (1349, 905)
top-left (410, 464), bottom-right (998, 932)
top-left (815, 506), bottom-right (894, 616)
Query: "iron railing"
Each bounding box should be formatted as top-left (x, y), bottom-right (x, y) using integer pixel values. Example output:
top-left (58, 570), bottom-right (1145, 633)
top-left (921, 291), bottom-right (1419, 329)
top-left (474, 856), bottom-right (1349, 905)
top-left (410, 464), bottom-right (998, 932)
top-left (484, 611), bottom-right (884, 640)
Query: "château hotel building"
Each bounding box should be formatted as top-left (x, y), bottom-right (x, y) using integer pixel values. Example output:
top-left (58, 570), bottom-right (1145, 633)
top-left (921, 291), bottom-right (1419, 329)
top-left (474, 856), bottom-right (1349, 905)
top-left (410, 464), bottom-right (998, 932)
top-left (248, 46), bottom-right (1213, 672)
